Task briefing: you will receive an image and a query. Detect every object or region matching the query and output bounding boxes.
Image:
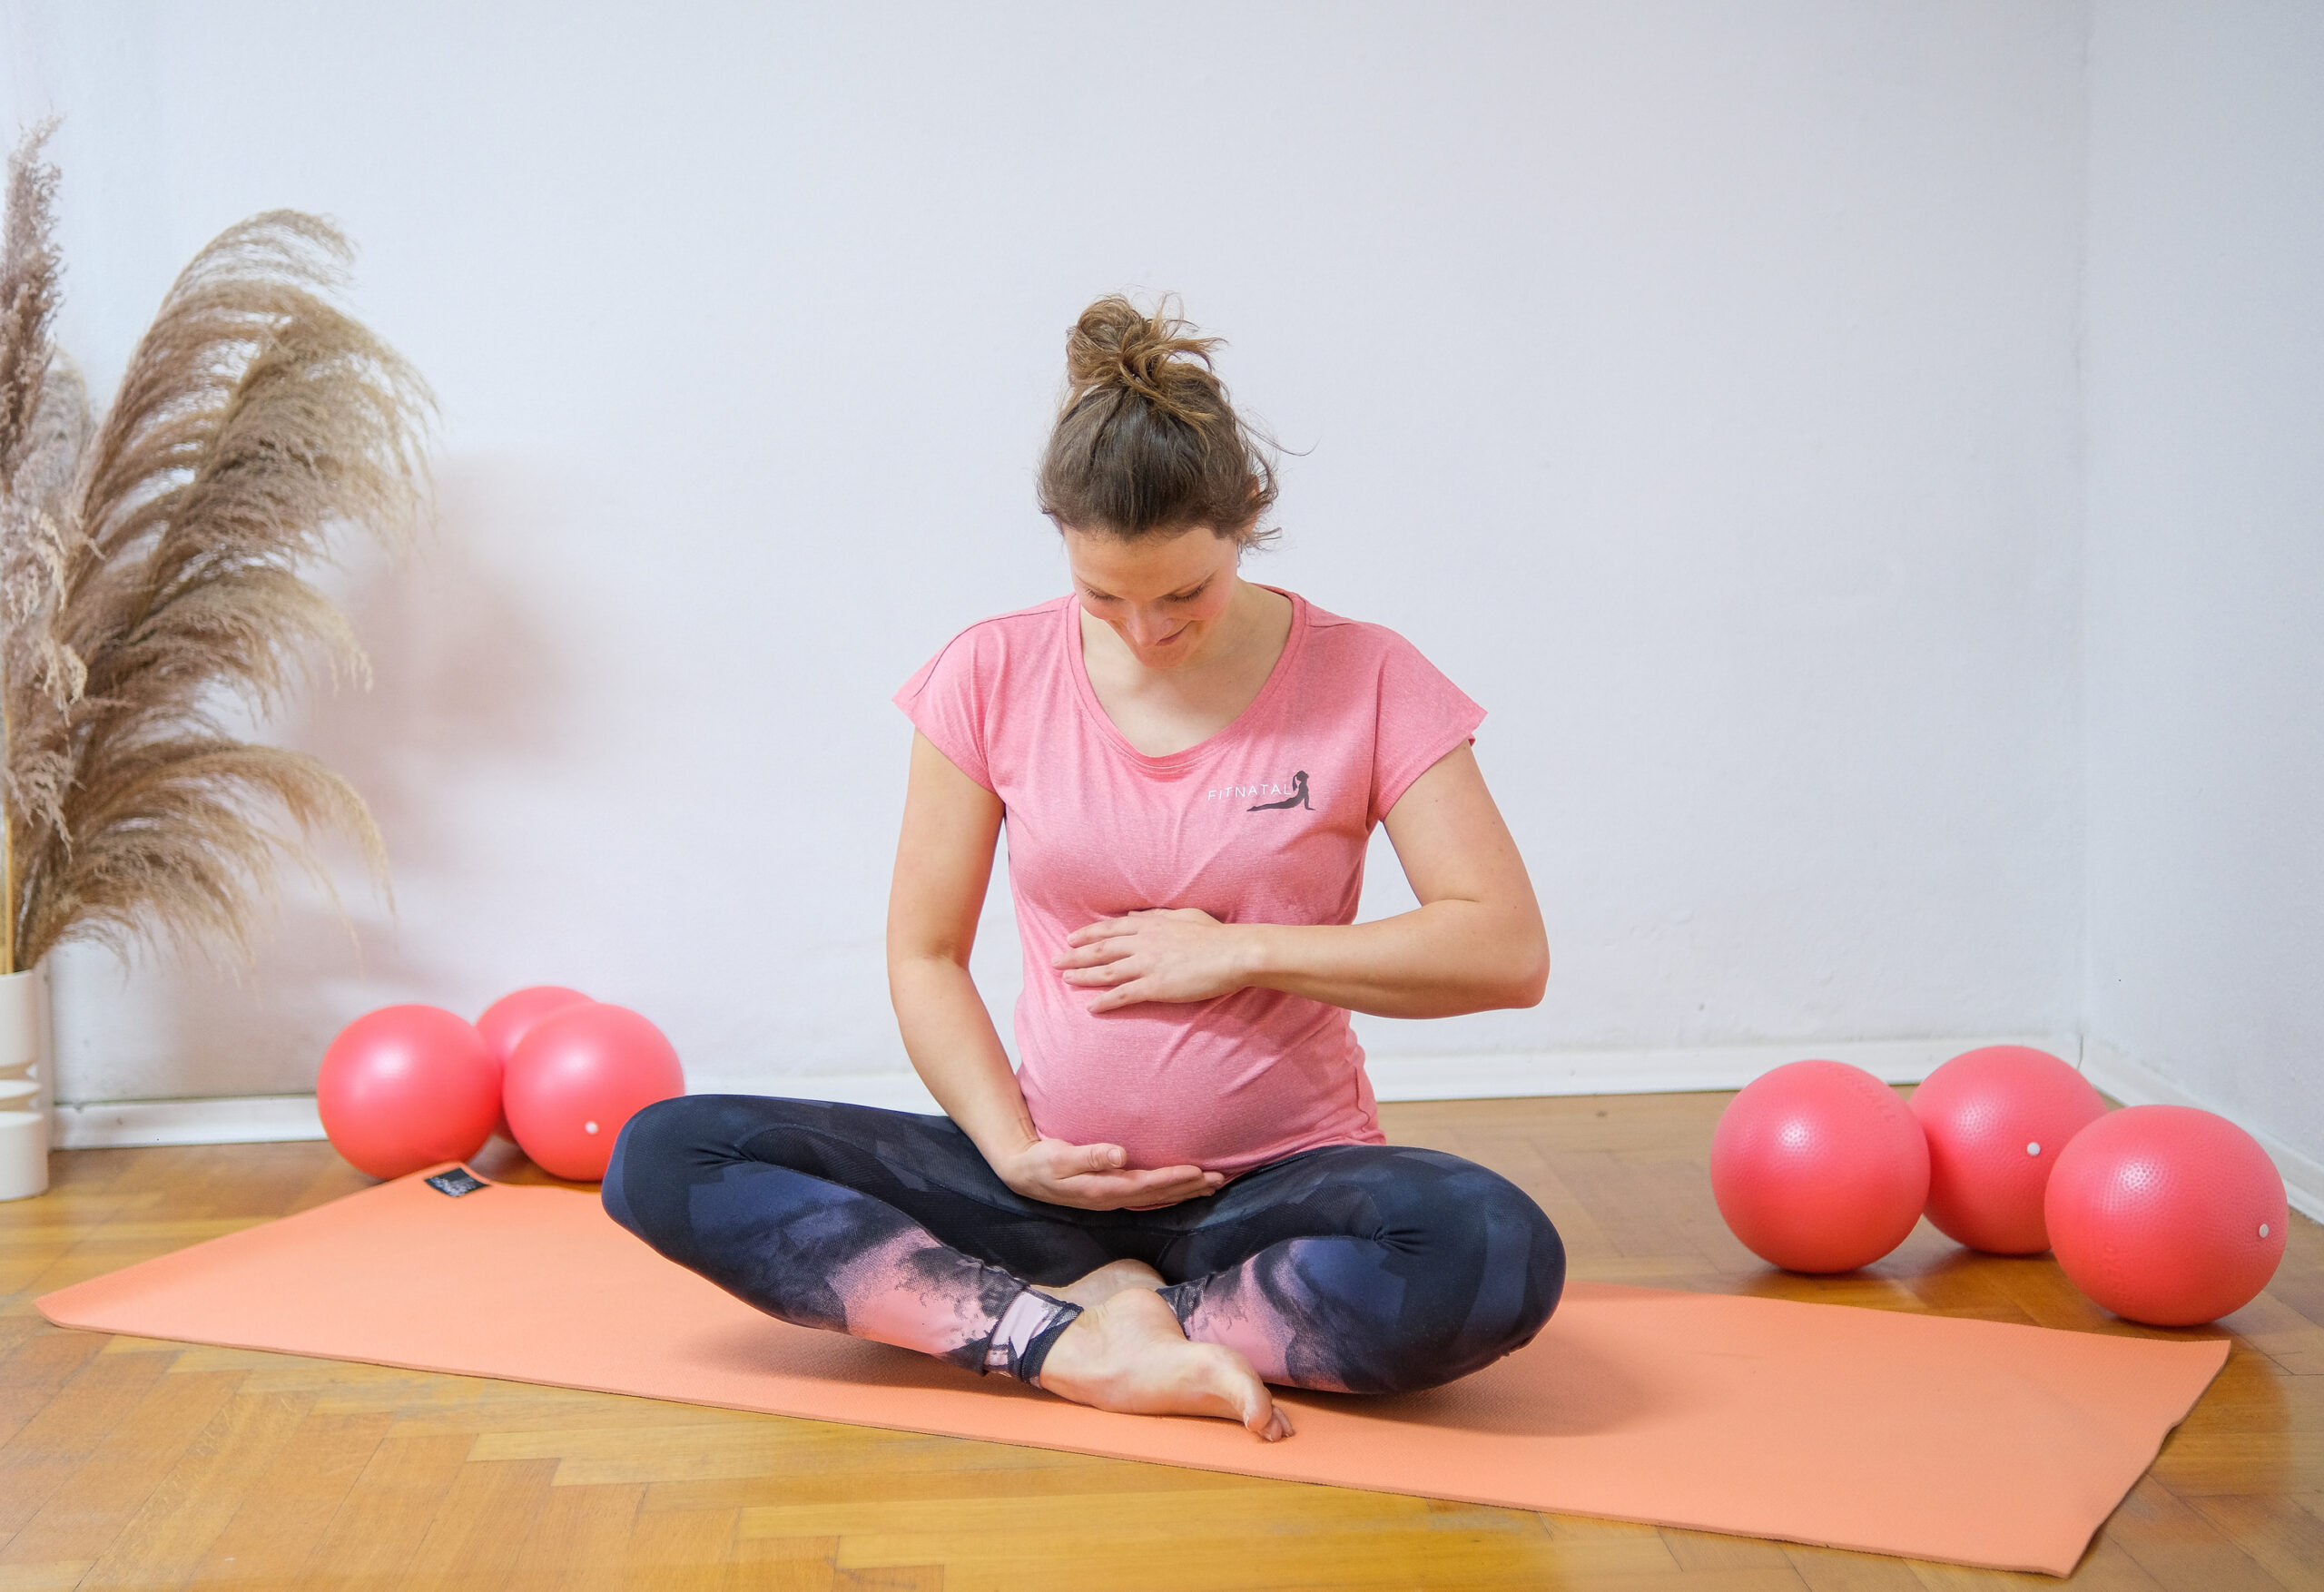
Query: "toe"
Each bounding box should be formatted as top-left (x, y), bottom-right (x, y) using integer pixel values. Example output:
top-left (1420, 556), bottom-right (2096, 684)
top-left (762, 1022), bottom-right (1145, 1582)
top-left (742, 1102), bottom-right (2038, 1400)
top-left (1226, 1369), bottom-right (1288, 1440)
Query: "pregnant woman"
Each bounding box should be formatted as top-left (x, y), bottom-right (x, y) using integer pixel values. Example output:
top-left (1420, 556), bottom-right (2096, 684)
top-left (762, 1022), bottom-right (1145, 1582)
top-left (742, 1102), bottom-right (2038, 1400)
top-left (606, 298), bottom-right (1563, 1441)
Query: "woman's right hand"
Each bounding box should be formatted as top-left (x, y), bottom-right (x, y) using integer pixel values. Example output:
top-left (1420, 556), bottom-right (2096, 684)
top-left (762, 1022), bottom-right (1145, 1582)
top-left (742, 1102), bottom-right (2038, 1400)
top-left (993, 1137), bottom-right (1224, 1210)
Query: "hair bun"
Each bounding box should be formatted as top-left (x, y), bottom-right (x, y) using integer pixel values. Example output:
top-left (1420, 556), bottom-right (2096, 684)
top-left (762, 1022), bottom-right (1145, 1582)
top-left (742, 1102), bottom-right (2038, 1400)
top-left (1040, 292), bottom-right (1279, 544)
top-left (1062, 295), bottom-right (1221, 423)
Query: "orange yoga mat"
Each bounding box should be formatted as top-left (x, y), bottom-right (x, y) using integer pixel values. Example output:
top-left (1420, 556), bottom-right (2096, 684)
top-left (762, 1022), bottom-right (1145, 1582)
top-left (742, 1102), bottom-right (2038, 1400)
top-left (37, 1166), bottom-right (2224, 1576)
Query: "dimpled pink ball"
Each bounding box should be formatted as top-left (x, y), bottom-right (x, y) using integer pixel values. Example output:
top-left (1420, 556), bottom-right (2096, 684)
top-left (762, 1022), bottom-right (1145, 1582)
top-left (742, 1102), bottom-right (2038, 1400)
top-left (1909, 1046), bottom-right (2108, 1254)
top-left (2045, 1105), bottom-right (2287, 1326)
top-left (1711, 1059), bottom-right (1930, 1273)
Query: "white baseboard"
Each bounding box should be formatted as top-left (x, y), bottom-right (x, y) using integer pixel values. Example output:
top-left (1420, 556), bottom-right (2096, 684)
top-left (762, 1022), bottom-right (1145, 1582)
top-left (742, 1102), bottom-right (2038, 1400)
top-left (51, 1033), bottom-right (2075, 1151)
top-left (50, 1036), bottom-right (2319, 1229)
top-left (699, 1072), bottom-right (947, 1114)
top-left (52, 1094), bottom-right (324, 1149)
top-left (1357, 1034), bottom-right (2076, 1102)
top-left (2079, 1039), bottom-right (2324, 1225)
top-left (702, 1035), bottom-right (2076, 1115)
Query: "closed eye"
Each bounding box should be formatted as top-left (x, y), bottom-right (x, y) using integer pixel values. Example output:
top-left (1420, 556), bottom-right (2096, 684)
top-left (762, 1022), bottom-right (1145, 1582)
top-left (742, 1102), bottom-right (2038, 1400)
top-left (1081, 581), bottom-right (1211, 604)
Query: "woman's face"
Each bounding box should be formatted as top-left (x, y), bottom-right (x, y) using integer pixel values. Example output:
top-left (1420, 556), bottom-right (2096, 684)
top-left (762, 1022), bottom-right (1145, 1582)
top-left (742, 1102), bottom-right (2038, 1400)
top-left (1063, 525), bottom-right (1244, 671)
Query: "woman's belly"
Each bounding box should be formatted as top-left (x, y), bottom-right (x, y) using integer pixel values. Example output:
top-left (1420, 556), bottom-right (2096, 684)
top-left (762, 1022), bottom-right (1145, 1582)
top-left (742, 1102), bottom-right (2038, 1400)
top-left (1012, 982), bottom-right (1384, 1176)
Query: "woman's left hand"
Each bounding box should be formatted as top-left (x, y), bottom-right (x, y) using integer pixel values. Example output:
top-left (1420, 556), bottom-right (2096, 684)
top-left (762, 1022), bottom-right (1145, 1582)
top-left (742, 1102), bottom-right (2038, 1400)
top-left (1055, 909), bottom-right (1255, 1012)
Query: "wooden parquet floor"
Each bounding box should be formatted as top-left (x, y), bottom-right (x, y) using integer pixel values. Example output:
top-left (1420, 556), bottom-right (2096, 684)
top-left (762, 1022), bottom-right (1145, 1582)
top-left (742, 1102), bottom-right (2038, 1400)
top-left (1, 1091), bottom-right (2319, 1591)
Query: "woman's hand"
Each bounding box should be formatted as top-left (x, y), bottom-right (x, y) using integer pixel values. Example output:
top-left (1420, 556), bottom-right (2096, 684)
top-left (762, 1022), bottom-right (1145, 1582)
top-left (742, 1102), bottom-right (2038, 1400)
top-left (992, 1136), bottom-right (1224, 1210)
top-left (1055, 908), bottom-right (1255, 1012)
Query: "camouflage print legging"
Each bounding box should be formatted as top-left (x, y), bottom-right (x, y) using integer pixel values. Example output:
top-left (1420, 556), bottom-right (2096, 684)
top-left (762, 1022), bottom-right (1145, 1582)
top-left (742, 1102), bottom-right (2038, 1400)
top-left (603, 1095), bottom-right (1564, 1395)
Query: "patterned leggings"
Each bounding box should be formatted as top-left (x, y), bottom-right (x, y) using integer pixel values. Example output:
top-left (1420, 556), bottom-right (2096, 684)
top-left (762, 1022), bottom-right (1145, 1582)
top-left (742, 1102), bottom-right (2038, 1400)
top-left (603, 1095), bottom-right (1565, 1395)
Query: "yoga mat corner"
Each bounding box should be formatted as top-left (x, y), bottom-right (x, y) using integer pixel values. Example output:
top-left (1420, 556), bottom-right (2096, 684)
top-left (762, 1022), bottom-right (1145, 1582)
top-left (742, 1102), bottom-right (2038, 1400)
top-left (36, 1167), bottom-right (2227, 1576)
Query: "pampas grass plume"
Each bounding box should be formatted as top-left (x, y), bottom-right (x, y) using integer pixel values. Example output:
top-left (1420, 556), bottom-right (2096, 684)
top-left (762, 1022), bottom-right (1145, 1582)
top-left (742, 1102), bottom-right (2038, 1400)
top-left (0, 122), bottom-right (435, 972)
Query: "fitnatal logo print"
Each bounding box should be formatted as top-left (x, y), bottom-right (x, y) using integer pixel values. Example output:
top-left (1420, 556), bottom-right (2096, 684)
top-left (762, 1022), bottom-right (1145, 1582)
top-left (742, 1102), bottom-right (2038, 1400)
top-left (1202, 771), bottom-right (1313, 811)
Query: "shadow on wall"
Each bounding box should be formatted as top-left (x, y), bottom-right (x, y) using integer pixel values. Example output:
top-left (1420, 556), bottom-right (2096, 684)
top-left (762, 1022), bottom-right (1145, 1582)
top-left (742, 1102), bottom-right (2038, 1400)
top-left (50, 460), bottom-right (579, 1104)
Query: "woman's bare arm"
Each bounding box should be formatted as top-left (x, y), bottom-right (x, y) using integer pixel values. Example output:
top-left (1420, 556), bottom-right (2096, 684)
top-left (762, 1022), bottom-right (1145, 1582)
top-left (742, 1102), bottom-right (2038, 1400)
top-left (1053, 743), bottom-right (1549, 1018)
top-left (888, 731), bottom-right (1223, 1202)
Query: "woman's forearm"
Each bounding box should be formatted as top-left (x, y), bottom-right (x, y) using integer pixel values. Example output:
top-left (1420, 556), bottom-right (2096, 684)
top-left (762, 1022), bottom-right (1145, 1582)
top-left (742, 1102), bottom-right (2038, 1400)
top-left (1058, 749), bottom-right (1551, 1019)
top-left (1237, 899), bottom-right (1549, 1019)
top-left (889, 952), bottom-right (1037, 1163)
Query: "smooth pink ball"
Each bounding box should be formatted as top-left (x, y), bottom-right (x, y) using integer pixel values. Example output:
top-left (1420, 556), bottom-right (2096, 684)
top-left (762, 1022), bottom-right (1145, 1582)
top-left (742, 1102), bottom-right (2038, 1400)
top-left (475, 986), bottom-right (593, 1136)
top-left (1909, 1046), bottom-right (2108, 1254)
top-left (316, 1005), bottom-right (499, 1180)
top-left (503, 1003), bottom-right (685, 1181)
top-left (1711, 1059), bottom-right (1930, 1273)
top-left (2046, 1105), bottom-right (2286, 1326)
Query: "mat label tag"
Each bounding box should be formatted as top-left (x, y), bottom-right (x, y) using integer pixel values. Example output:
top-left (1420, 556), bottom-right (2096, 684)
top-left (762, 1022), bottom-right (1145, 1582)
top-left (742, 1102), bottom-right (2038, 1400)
top-left (425, 1168), bottom-right (487, 1197)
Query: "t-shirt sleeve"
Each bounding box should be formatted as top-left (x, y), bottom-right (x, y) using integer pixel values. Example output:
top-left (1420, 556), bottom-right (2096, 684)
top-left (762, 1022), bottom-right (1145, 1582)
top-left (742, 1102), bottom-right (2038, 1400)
top-left (893, 627), bottom-right (995, 792)
top-left (1371, 632), bottom-right (1487, 826)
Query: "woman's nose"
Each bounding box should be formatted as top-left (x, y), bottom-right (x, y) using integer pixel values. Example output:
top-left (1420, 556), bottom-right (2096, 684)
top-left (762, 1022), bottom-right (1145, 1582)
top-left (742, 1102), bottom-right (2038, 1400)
top-left (1125, 609), bottom-right (1173, 645)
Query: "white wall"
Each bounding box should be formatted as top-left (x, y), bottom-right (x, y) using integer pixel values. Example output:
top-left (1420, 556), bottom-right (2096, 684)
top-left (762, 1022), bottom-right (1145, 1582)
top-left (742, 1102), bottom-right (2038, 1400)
top-left (2, 3), bottom-right (2091, 1107)
top-left (2082, 5), bottom-right (2324, 1171)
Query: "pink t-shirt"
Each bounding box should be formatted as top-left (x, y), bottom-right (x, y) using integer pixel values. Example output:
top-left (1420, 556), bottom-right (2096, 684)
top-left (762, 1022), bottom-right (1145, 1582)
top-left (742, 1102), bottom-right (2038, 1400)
top-left (893, 588), bottom-right (1485, 1176)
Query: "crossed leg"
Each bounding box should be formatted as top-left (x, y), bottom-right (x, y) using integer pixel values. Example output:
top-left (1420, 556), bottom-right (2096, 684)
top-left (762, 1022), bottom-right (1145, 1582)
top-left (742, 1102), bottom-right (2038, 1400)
top-left (602, 1096), bottom-right (1563, 1439)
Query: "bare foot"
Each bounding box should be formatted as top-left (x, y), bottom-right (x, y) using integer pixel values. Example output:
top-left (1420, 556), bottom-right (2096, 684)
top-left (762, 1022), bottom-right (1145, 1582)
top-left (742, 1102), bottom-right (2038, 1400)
top-left (1038, 1287), bottom-right (1293, 1441)
top-left (1049, 1258), bottom-right (1167, 1309)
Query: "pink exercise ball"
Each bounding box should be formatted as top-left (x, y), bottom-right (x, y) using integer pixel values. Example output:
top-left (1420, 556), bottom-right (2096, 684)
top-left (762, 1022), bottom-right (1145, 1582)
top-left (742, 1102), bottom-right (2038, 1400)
top-left (2045, 1105), bottom-right (2287, 1326)
top-left (478, 986), bottom-right (593, 1065)
top-left (503, 1002), bottom-right (684, 1181)
top-left (1711, 1059), bottom-right (1931, 1273)
top-left (475, 986), bottom-right (593, 1136)
top-left (1909, 1046), bottom-right (2108, 1254)
top-left (316, 1005), bottom-right (500, 1181)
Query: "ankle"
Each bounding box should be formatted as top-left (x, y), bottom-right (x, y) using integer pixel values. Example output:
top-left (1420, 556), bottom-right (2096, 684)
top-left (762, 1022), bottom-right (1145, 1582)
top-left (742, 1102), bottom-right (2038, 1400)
top-left (986, 1286), bottom-right (1082, 1386)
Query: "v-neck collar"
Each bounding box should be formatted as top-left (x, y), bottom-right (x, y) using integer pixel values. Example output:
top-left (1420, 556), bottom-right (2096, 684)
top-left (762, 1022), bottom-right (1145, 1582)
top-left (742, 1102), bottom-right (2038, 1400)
top-left (1063, 585), bottom-right (1310, 772)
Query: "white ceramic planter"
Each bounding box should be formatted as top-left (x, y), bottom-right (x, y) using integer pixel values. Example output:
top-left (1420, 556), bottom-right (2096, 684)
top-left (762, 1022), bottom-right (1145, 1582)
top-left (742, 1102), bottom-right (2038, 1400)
top-left (0, 964), bottom-right (50, 1201)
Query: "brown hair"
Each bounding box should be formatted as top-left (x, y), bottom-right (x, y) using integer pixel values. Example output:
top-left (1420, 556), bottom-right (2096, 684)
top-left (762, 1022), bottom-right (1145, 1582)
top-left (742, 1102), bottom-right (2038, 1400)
top-left (1037, 295), bottom-right (1278, 546)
